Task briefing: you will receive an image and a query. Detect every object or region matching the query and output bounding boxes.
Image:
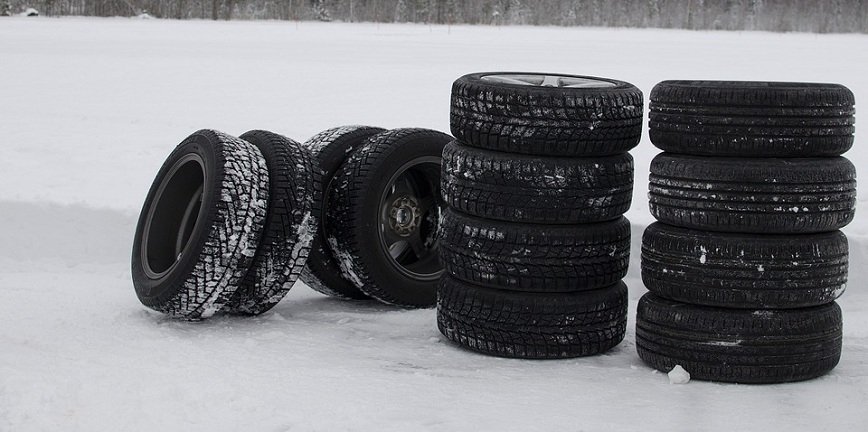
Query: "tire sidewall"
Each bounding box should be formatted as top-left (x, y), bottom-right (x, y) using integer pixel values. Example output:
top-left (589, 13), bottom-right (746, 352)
top-left (132, 134), bottom-right (220, 307)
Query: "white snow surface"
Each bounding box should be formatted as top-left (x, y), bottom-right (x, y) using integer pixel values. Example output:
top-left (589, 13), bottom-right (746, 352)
top-left (2, 17), bottom-right (868, 431)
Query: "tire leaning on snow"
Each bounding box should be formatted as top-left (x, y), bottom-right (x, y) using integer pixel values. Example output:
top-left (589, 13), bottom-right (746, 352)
top-left (450, 72), bottom-right (643, 156)
top-left (326, 128), bottom-right (452, 308)
top-left (222, 130), bottom-right (317, 315)
top-left (132, 130), bottom-right (269, 320)
top-left (299, 125), bottom-right (386, 300)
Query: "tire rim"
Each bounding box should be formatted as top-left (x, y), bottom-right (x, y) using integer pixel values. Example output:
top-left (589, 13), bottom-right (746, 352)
top-left (377, 156), bottom-right (443, 281)
top-left (481, 73), bottom-right (617, 88)
top-left (141, 153), bottom-right (206, 279)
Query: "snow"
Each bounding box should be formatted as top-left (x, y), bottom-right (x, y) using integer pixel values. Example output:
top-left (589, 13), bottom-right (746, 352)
top-left (668, 365), bottom-right (691, 385)
top-left (291, 210), bottom-right (315, 262)
top-left (2, 16), bottom-right (868, 431)
top-left (326, 236), bottom-right (365, 288)
top-left (703, 340), bottom-right (744, 347)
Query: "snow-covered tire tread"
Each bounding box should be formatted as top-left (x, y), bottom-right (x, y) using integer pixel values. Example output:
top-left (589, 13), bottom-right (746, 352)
top-left (649, 80), bottom-right (855, 157)
top-left (649, 153), bottom-right (856, 234)
top-left (440, 209), bottom-right (630, 292)
top-left (641, 223), bottom-right (848, 309)
top-left (442, 141), bottom-right (633, 224)
top-left (450, 72), bottom-right (643, 156)
top-left (223, 130), bottom-right (316, 315)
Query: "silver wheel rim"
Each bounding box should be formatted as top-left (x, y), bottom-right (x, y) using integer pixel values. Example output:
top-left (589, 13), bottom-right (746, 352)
top-left (481, 74), bottom-right (617, 88)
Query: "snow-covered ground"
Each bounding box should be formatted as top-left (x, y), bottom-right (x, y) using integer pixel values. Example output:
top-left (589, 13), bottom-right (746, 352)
top-left (1, 17), bottom-right (867, 431)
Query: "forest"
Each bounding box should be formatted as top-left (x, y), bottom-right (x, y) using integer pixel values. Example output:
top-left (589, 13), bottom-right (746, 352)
top-left (4, 0), bottom-right (868, 33)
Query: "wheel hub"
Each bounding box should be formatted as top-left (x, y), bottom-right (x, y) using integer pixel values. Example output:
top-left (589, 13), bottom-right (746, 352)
top-left (376, 155), bottom-right (444, 281)
top-left (388, 196), bottom-right (421, 237)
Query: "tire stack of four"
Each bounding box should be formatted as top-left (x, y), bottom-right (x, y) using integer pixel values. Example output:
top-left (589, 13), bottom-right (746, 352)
top-left (438, 72), bottom-right (643, 358)
top-left (638, 81), bottom-right (856, 383)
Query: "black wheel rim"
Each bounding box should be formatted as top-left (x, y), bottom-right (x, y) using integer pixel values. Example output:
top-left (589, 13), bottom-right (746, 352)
top-left (141, 153), bottom-right (206, 279)
top-left (377, 156), bottom-right (443, 281)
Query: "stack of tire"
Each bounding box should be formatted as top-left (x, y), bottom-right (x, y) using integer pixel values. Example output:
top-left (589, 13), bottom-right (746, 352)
top-left (437, 72), bottom-right (644, 358)
top-left (638, 81), bottom-right (856, 383)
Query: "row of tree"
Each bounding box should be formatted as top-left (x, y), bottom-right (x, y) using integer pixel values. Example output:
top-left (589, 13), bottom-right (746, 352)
top-left (4, 0), bottom-right (868, 33)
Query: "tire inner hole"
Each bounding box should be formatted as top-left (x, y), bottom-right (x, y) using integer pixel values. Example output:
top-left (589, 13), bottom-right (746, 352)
top-left (145, 156), bottom-right (205, 277)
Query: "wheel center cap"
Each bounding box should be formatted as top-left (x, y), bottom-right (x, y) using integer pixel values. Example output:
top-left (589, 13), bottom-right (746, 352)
top-left (396, 208), bottom-right (411, 225)
top-left (389, 196), bottom-right (421, 237)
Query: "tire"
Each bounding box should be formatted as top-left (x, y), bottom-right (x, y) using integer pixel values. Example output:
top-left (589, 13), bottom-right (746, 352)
top-left (649, 80), bottom-right (855, 157)
top-left (222, 130), bottom-right (316, 315)
top-left (437, 276), bottom-right (628, 359)
top-left (642, 223), bottom-right (848, 309)
top-left (440, 209), bottom-right (630, 292)
top-left (326, 128), bottom-right (452, 307)
top-left (300, 125), bottom-right (386, 300)
top-left (450, 72), bottom-right (643, 156)
top-left (132, 129), bottom-right (269, 319)
top-left (441, 140), bottom-right (633, 224)
top-left (636, 293), bottom-right (843, 384)
top-left (649, 153), bottom-right (856, 234)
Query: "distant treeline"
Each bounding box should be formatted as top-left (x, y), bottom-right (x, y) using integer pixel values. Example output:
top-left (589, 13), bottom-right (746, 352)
top-left (4, 0), bottom-right (868, 33)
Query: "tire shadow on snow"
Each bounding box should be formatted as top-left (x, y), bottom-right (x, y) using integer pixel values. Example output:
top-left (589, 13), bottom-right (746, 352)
top-left (132, 289), bottom-right (404, 330)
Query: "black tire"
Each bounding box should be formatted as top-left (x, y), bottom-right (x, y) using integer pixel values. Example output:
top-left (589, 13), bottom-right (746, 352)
top-left (222, 130), bottom-right (317, 315)
top-left (437, 276), bottom-right (628, 359)
top-left (326, 128), bottom-right (452, 307)
top-left (440, 209), bottom-right (630, 292)
top-left (132, 129), bottom-right (269, 319)
top-left (441, 141), bottom-right (633, 224)
top-left (300, 125), bottom-right (386, 300)
top-left (649, 153), bottom-right (856, 234)
top-left (649, 80), bottom-right (855, 157)
top-left (642, 223), bottom-right (848, 309)
top-left (450, 72), bottom-right (643, 156)
top-left (636, 293), bottom-right (843, 384)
